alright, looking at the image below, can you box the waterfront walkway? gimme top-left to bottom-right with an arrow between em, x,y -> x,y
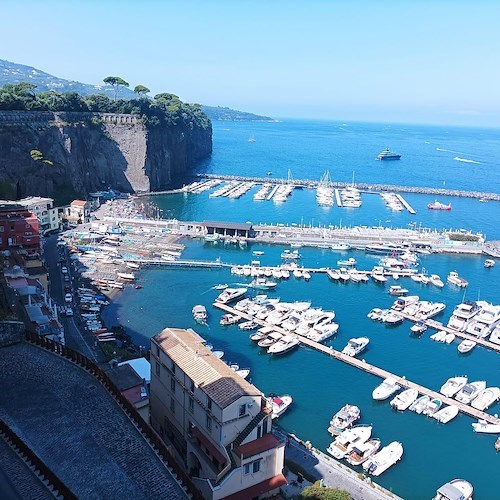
214,303 -> 500,425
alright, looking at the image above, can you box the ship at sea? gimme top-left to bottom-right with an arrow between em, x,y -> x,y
376,149 -> 401,160
428,200 -> 452,211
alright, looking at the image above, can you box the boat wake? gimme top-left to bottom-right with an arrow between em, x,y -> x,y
453,157 -> 481,164
436,147 -> 466,154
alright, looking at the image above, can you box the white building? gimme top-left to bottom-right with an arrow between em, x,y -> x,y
150,327 -> 286,500
0,196 -> 61,233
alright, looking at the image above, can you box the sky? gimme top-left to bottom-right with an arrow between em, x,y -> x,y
2,0 -> 500,126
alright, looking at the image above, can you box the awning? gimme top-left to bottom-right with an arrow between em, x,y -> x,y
192,427 -> 227,466
222,473 -> 287,500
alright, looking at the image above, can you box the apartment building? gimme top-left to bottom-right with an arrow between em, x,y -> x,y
150,327 -> 286,500
0,204 -> 40,255
1,197 -> 62,233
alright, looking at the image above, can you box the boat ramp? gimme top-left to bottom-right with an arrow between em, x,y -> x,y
214,302 -> 500,425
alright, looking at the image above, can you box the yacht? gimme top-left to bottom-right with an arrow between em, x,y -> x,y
375,149 -> 401,161
471,420 -> 500,434
281,315 -> 302,332
457,339 -> 476,353
410,321 -> 427,335
371,270 -> 388,283
338,268 -> 350,281
257,331 -> 283,348
489,324 -> 500,345
346,439 -> 381,466
308,322 -> 339,342
465,319 -> 492,338
409,395 -> 430,414
484,259 -> 495,268
433,405 -> 459,424
192,305 -> 208,323
388,285 -> 408,296
342,337 -> 369,357
392,295 -> 419,311
471,387 -> 500,411
474,303 -> 500,326
249,278 -> 277,290
372,378 -> 401,400
327,425 -> 373,459
268,335 -> 300,355
216,287 -> 247,304
269,394 -> 293,419
328,404 -> 361,435
417,301 -> 446,319
430,274 -> 445,288
281,249 -> 301,260
447,301 -> 480,331
428,201 -> 452,211
362,441 -> 404,476
390,388 -> 419,411
367,308 -> 384,320
440,376 -> 468,398
366,243 -> 405,255
327,269 -> 341,281
331,242 -> 351,251
238,320 -> 259,331
423,398 -> 442,416
116,271 -> 135,281
434,479 -> 473,500
455,381 -> 486,404
447,271 -> 468,288
337,257 -> 357,267
383,311 -> 404,325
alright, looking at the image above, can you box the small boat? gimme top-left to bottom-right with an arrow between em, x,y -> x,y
410,321 -> 427,334
372,377 -> 401,400
430,331 -> 447,342
362,441 -> 403,476
342,337 -> 369,357
423,398 -> 442,416
192,305 -> 207,323
428,200 -> 452,211
495,438 -> 500,451
447,271 -> 468,288
269,394 -> 292,419
327,269 -> 341,281
455,380 -> 486,404
443,333 -> 455,344
367,308 -> 384,320
268,335 -> 300,355
434,479 -> 473,500
328,404 -> 361,436
281,249 -> 301,260
410,395 -> 430,414
135,284 -> 143,290
220,314 -> 240,326
433,405 -> 459,424
472,420 -> 500,434
327,425 -> 373,459
116,271 -> 135,281
214,283 -> 228,290
471,387 -> 500,411
457,339 -> 476,353
331,242 -> 351,251
375,149 -> 401,161
484,259 -> 495,268
440,376 -> 468,398
258,331 -> 283,348
216,287 -> 247,304
390,388 -> 419,411
383,311 -> 404,325
337,257 -> 357,267
249,278 -> 277,289
125,261 -> 140,270
346,438 -> 381,466
389,285 -> 408,296
430,274 -> 445,288
238,320 -> 259,331
212,350 -> 224,359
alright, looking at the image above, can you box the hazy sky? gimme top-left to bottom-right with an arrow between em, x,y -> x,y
2,0 -> 500,126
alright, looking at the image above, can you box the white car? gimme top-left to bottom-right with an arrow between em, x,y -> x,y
64,293 -> 72,303
65,307 -> 74,316
61,266 -> 68,274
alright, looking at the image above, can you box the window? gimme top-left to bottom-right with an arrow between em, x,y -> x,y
207,397 -> 212,411
190,379 -> 195,393
170,397 -> 175,413
171,361 -> 176,374
206,415 -> 212,431
9,225 -> 14,231
156,345 -> 160,357
155,362 -> 160,376
252,459 -> 261,473
170,378 -> 175,392
189,397 -> 194,413
0,226 -> 4,232
244,459 -> 262,475
239,404 -> 246,417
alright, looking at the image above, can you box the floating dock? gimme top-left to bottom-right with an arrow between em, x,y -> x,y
395,194 -> 416,214
334,189 -> 342,207
214,302 -> 500,425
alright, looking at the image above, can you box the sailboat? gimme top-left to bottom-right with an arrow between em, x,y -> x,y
248,134 -> 256,143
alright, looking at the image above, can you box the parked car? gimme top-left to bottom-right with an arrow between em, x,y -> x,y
64,285 -> 72,293
64,293 -> 72,303
65,307 -> 74,316
61,266 -> 68,274
64,275 -> 70,282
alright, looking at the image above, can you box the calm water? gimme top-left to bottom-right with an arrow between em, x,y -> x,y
104,120 -> 500,499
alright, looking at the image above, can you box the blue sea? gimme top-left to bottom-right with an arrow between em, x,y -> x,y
103,120 -> 500,499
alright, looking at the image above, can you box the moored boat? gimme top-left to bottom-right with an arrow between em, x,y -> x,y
440,376 -> 468,398
447,271 -> 469,288
328,404 -> 361,435
430,274 -> 445,288
455,381 -> 486,404
409,395 -> 430,414
269,394 -> 293,419
216,287 -> 247,304
346,438 -> 381,466
192,304 -> 207,323
327,425 -> 373,459
342,337 -> 369,357
472,420 -> 500,434
457,339 -> 477,353
220,314 -> 240,326
372,378 -> 401,400
362,441 -> 403,476
433,405 -> 459,424
410,321 -> 427,334
471,387 -> 500,411
390,388 -> 419,411
434,479 -> 473,500
268,335 -> 300,355
423,398 -> 442,416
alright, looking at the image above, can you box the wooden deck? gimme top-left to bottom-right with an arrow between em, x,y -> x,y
214,302 -> 500,425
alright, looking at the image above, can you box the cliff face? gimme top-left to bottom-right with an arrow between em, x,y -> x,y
0,111 -> 211,202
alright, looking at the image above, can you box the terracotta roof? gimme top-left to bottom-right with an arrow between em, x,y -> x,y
222,473 -> 287,500
70,200 -> 87,206
234,433 -> 282,459
153,328 -> 261,409
192,426 -> 227,465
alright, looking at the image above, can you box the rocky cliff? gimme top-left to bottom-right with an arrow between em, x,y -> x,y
0,111 -> 211,203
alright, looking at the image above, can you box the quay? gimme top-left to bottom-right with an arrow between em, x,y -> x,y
395,194 -> 416,214
334,188 -> 342,207
213,302 -> 500,425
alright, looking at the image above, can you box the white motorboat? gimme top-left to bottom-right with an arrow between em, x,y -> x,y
281,315 -> 302,332
327,269 -> 341,281
338,268 -> 350,281
383,311 -> 404,325
220,314 -> 240,326
440,376 -> 468,398
214,283 -> 228,290
367,308 -> 384,320
269,394 -> 293,419
238,320 -> 259,331
281,249 -> 301,260
125,261 -> 140,270
447,271 -> 469,288
423,398 -> 443,416
346,438 -> 381,466
455,381 -> 486,404
249,330 -> 267,342
390,388 -> 419,411
490,324 -> 500,345
308,322 -> 339,342
457,339 -> 476,353
192,305 -> 207,323
410,321 -> 427,334
249,278 -> 277,289
443,333 -> 455,344
471,387 -> 500,411
471,420 -> 500,434
430,331 -> 447,342
447,302 -> 480,331
371,271 -> 388,283
337,257 -> 357,267
362,441 -> 403,476
430,274 -> 444,288
116,271 -> 135,281
216,287 -> 247,304
434,479 -> 473,500
410,395 -> 430,414
328,404 -> 361,436
392,295 -> 419,311
389,285 -> 408,296
327,425 -> 373,459
433,405 -> 459,424
372,377 -> 401,400
331,242 -> 351,251
257,331 -> 283,348
268,335 -> 300,355
484,259 -> 495,268
342,337 -> 369,357
474,303 -> 500,326
417,302 -> 446,319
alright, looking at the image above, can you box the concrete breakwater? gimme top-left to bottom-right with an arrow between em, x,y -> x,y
192,173 -> 500,201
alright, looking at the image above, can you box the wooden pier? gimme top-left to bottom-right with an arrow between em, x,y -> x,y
214,302 -> 500,425
395,194 -> 416,214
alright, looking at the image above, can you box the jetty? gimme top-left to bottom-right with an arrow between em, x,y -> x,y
334,188 -> 342,207
213,302 -> 500,425
395,194 -> 416,214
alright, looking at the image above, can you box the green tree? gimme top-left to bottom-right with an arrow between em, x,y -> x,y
103,76 -> 130,100
133,85 -> 150,97
299,482 -> 351,500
